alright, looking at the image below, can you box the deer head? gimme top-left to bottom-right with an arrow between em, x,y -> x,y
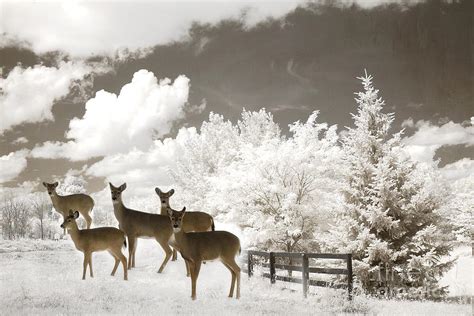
42,181 -> 59,196
60,210 -> 79,229
167,206 -> 186,232
109,182 -> 127,202
155,187 -> 175,208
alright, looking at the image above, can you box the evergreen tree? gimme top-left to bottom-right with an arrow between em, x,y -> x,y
331,72 -> 454,298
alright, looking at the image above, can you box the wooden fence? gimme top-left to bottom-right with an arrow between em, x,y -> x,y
241,250 -> 353,299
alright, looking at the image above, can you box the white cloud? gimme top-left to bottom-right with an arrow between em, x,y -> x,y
186,99 -> 207,114
1,0 -> 306,57
32,69 -> 191,161
402,120 -> 474,164
12,136 -> 28,145
0,149 -> 29,183
0,180 -> 38,201
439,158 -> 474,182
86,127 -> 195,189
85,127 -> 197,208
0,61 -> 102,134
401,117 -> 414,129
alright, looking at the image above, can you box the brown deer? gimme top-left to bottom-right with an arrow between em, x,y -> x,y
167,206 -> 241,300
109,183 -> 173,273
61,210 -> 128,280
155,187 -> 215,261
43,181 -> 94,229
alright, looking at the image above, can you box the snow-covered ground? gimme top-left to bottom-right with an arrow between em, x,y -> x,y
440,245 -> 473,297
0,239 -> 471,315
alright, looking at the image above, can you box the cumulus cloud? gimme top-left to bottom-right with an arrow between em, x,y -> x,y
86,127 -> 195,188
0,180 -> 38,201
402,120 -> 474,164
0,149 -> 29,183
85,127 -> 197,207
0,61 -> 103,134
11,136 -> 28,145
1,0 -> 307,57
439,158 -> 474,182
32,69 -> 191,161
401,117 -> 415,129
186,99 -> 207,114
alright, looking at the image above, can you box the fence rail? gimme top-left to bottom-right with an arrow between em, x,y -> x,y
242,250 -> 353,299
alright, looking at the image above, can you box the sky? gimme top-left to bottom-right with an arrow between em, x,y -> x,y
0,0 -> 472,199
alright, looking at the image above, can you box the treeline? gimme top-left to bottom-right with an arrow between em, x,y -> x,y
0,193 -> 58,240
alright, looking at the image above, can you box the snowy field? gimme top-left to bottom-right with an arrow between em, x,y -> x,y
0,239 -> 471,315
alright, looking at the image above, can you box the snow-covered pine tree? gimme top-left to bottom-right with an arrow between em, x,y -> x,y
330,72 -> 454,298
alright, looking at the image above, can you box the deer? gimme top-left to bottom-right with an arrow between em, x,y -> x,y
43,181 -> 94,229
167,206 -> 241,300
109,182 -> 173,273
155,187 -> 215,261
60,210 -> 128,280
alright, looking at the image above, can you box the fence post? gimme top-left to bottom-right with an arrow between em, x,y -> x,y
302,254 -> 309,298
269,252 -> 276,284
347,254 -> 353,301
247,252 -> 253,277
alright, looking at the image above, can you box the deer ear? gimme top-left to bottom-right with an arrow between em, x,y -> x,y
120,183 -> 127,191
53,182 -> 59,188
69,210 -> 74,216
181,207 -> 186,213
168,189 -> 175,196
155,187 -> 162,195
109,182 -> 114,189
73,211 -> 79,219
42,182 -> 47,188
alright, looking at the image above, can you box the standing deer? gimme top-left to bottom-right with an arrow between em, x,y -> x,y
61,210 -> 128,280
43,181 -> 94,229
109,183 -> 173,272
155,187 -> 215,261
167,206 -> 241,300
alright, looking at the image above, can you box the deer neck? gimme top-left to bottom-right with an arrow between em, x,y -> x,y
49,192 -> 67,216
49,191 -> 61,207
112,197 -> 127,221
67,221 -> 81,243
160,204 -> 169,215
173,229 -> 190,250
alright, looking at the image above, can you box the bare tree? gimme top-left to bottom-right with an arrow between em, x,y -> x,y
1,195 -> 31,239
31,195 -> 51,240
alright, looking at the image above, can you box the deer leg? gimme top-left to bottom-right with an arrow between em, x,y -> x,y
172,248 -> 178,261
119,253 -> 128,280
127,236 -> 136,270
83,212 -> 92,229
156,238 -> 172,273
180,252 -> 191,277
191,260 -> 202,300
185,259 -> 191,277
62,214 -> 67,234
108,251 -> 120,276
223,258 -> 241,299
131,238 -> 138,268
89,254 -> 94,278
82,253 -> 90,280
112,248 -> 128,281
222,261 -> 236,298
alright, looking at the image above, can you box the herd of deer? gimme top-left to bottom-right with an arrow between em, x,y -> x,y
42,181 -> 241,300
